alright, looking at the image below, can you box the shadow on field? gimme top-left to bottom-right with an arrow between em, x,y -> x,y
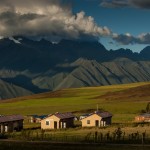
0,141 -> 150,150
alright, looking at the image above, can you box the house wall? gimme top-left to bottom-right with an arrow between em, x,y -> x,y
102,117 -> 112,125
60,118 -> 74,128
81,114 -> 112,127
81,114 -> 102,127
41,115 -> 60,130
135,116 -> 150,122
0,120 -> 23,133
135,116 -> 144,122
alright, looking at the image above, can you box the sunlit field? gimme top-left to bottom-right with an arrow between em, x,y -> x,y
0,82 -> 150,123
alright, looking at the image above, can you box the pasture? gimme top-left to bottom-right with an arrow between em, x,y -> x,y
0,82 -> 150,122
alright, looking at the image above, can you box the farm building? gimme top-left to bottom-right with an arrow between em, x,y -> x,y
0,115 -> 24,133
135,113 -> 150,122
28,115 -> 47,123
81,111 -> 112,127
41,112 -> 75,130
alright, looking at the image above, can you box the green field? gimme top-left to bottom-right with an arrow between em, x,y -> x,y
0,82 -> 150,122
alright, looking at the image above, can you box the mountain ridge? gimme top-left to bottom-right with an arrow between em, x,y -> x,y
0,37 -> 150,99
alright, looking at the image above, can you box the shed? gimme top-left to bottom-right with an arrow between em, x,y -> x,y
0,115 -> 24,133
28,115 -> 48,123
41,112 -> 75,129
81,111 -> 112,127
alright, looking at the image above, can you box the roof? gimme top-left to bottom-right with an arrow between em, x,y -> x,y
137,113 -> 150,118
81,111 -> 112,120
47,112 -> 75,119
96,111 -> 112,118
30,115 -> 48,119
0,115 -> 24,123
80,114 -> 90,117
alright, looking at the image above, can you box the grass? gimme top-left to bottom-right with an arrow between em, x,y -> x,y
0,82 -> 150,122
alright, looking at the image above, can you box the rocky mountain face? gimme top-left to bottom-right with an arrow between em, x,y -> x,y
0,37 -> 150,99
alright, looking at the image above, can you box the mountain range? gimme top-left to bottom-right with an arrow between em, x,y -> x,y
0,37 -> 150,99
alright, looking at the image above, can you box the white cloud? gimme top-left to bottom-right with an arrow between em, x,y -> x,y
0,0 -> 111,41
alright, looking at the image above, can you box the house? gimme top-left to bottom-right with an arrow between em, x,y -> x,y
41,112 -> 75,130
81,111 -> 112,127
135,113 -> 150,122
0,115 -> 24,133
28,115 -> 48,123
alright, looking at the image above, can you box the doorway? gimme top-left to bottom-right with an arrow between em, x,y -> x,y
54,121 -> 57,129
95,120 -> 99,127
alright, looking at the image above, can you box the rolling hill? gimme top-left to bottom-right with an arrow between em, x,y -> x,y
0,82 -> 150,122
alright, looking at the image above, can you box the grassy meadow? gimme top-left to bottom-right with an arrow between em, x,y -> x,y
0,82 -> 150,149
0,82 -> 150,123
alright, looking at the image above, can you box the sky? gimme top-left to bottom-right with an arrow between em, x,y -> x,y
0,0 -> 150,52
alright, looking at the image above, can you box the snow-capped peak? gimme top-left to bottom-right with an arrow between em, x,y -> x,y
9,37 -> 22,44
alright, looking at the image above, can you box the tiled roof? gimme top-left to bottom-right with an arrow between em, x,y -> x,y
44,112 -> 75,120
0,115 -> 24,123
81,111 -> 112,120
96,111 -> 112,118
54,112 -> 75,119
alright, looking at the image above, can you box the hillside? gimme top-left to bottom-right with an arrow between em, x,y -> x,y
0,82 -> 150,122
97,83 -> 150,101
0,79 -> 33,100
0,37 -> 150,99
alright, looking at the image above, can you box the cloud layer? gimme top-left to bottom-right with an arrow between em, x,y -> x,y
0,0 -> 111,41
113,33 -> 150,45
0,0 -> 149,45
101,0 -> 150,9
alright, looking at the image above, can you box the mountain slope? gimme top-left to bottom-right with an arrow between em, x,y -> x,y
54,58 -> 150,90
0,79 -> 33,100
0,37 -> 150,99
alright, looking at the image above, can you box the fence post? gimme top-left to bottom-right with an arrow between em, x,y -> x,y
95,131 -> 98,143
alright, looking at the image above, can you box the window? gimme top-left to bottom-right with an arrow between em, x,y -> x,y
87,120 -> 90,124
46,121 -> 50,125
63,122 -> 66,128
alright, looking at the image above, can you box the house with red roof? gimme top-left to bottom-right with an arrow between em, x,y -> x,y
41,112 -> 75,129
80,111 -> 112,127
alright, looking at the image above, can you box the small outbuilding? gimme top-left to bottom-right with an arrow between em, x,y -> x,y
135,113 -> 150,122
81,111 -> 112,127
41,112 -> 75,130
28,115 -> 48,123
0,115 -> 24,133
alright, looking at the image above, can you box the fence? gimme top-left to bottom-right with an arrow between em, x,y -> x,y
4,127 -> 150,144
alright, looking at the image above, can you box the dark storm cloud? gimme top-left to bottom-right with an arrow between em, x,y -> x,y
100,0 -> 128,8
130,0 -> 150,9
101,0 -> 150,9
0,0 -> 111,40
